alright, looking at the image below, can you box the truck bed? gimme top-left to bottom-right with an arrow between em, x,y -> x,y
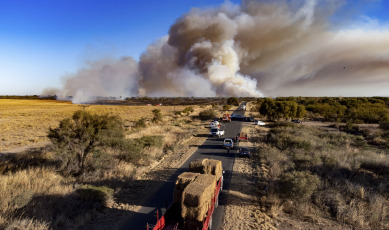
151,177 -> 222,230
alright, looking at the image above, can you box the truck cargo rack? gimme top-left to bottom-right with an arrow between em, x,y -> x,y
149,177 -> 222,230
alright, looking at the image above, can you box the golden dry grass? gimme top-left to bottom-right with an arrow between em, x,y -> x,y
0,99 -> 188,151
0,99 -> 215,229
0,167 -> 74,214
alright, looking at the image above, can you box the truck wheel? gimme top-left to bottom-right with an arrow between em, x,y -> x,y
208,216 -> 213,230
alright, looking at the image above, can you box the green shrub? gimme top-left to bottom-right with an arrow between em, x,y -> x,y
117,140 -> 143,164
152,109 -> 163,123
182,106 -> 194,115
89,149 -> 116,171
118,136 -> 163,164
76,184 -> 113,206
134,117 -> 147,129
223,104 -> 231,111
227,97 -> 239,106
280,170 -> 320,201
199,109 -> 216,120
48,110 -> 125,175
292,153 -> 321,169
379,121 -> 389,130
320,155 -> 339,168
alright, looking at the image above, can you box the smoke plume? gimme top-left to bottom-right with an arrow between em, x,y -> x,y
53,0 -> 389,102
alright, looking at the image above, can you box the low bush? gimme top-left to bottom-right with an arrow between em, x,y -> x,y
198,109 -> 216,120
260,123 -> 389,228
182,106 -> 194,115
379,121 -> 389,130
134,117 -> 147,129
118,136 -> 164,164
152,109 -> 163,123
223,104 -> 231,111
279,170 -> 320,201
75,184 -> 114,207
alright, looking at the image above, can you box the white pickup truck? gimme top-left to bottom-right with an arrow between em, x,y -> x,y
223,138 -> 234,149
210,120 -> 220,128
210,127 -> 225,137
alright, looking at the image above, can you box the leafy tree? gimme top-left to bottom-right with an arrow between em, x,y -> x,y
259,98 -> 276,120
152,109 -> 163,123
48,110 -> 125,175
296,105 -> 306,119
227,97 -> 239,106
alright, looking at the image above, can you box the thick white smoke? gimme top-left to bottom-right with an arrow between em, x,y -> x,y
56,57 -> 139,103
53,0 -> 389,102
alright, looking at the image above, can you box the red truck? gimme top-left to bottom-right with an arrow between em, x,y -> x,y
149,161 -> 223,230
235,132 -> 248,142
222,114 -> 231,123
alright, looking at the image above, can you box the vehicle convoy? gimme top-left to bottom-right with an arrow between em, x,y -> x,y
222,114 -> 231,123
210,127 -> 225,137
151,159 -> 223,230
223,138 -> 234,149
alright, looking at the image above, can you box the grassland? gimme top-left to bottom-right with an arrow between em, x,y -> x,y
0,99 -> 217,229
0,99 -> 189,152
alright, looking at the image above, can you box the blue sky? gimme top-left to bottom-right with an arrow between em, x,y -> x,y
0,0 -> 388,95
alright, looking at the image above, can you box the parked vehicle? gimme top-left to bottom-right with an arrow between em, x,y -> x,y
223,138 -> 234,149
254,120 -> 266,126
244,117 -> 254,122
292,119 -> 302,124
241,105 -> 246,111
150,159 -> 223,230
238,147 -> 251,158
210,127 -> 225,137
231,114 -> 245,121
210,120 -> 220,128
235,132 -> 248,142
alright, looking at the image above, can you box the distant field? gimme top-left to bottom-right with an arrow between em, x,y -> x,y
0,99 -> 188,152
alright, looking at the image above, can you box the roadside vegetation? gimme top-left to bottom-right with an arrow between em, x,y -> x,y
255,97 -> 389,123
0,99 -> 214,229
1,97 -> 388,229
258,122 -> 389,229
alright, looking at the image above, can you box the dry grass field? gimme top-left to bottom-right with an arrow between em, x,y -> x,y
0,99 -> 189,152
0,99 -> 216,229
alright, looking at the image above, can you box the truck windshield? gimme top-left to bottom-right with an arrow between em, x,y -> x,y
211,129 -> 218,132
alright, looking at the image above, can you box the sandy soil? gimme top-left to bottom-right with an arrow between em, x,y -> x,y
220,121 -> 277,230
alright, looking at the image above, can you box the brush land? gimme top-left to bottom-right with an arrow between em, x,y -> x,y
221,99 -> 389,230
0,98 -> 231,229
1,97 -> 388,229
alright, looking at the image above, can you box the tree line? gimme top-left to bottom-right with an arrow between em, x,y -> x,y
256,97 -> 389,123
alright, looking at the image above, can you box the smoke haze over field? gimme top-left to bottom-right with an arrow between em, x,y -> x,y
53,0 -> 389,102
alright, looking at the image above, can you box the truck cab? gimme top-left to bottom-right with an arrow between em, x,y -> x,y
223,138 -> 234,149
210,127 -> 224,137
